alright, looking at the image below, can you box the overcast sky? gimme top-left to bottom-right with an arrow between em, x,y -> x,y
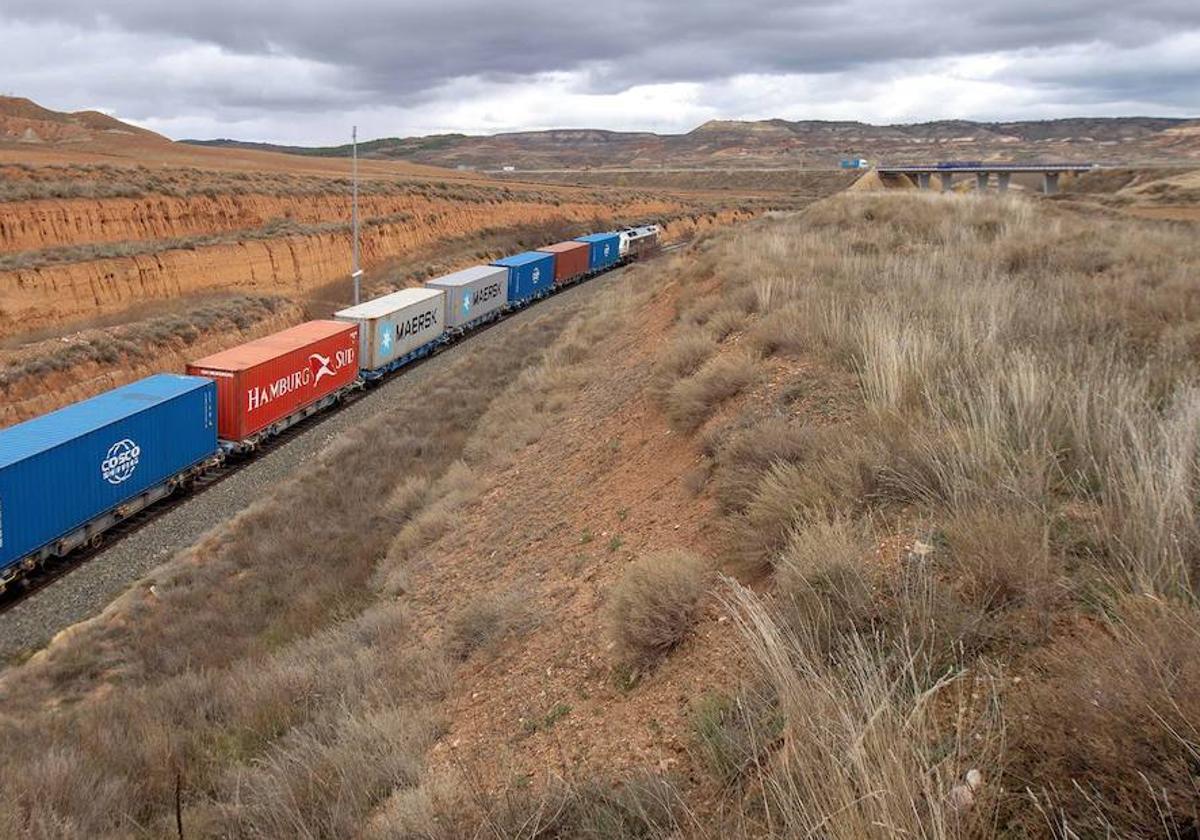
1,1 -> 1198,144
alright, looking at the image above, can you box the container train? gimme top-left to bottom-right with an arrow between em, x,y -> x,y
0,225 -> 660,592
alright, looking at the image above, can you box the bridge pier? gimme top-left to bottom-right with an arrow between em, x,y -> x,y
939,172 -> 954,192
916,172 -> 931,190
1042,172 -> 1060,195
997,172 -> 1011,192
976,172 -> 989,192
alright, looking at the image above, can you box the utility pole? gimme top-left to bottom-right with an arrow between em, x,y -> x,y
351,125 -> 362,305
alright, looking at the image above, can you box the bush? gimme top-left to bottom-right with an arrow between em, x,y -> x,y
607,550 -> 709,667
775,517 -> 876,653
663,351 -> 760,432
445,587 -> 533,660
650,327 -> 716,398
711,417 -> 818,513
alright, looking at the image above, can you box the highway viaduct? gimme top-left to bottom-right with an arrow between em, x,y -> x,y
874,163 -> 1097,195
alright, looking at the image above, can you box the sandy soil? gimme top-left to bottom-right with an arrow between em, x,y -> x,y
384,270 -> 747,815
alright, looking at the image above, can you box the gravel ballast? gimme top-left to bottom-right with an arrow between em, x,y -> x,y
0,267 -> 630,662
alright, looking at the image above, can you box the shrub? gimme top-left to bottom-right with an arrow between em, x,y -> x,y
663,350 -> 760,432
445,587 -> 533,660
748,302 -> 808,357
650,327 -> 716,398
711,417 -> 818,513
607,550 -> 709,667
774,516 -> 876,653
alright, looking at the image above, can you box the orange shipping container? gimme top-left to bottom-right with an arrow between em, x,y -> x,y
537,241 -> 590,285
187,320 -> 359,442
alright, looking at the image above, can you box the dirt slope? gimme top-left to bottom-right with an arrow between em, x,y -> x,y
411,265 -> 744,801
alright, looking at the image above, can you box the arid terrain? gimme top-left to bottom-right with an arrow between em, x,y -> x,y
0,97 -> 839,426
192,116 -> 1200,170
3,140 -> 1200,836
4,91 -> 1200,838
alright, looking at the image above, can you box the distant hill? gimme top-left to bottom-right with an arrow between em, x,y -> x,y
183,116 -> 1200,169
0,96 -> 167,145
189,133 -> 469,159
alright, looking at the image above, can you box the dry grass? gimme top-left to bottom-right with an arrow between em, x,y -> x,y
722,578 -> 1001,839
1008,600 -> 1200,837
663,350 -> 759,432
607,550 -> 710,668
446,586 -> 535,661
647,191 -> 1200,834
0,161 -> 573,204
373,767 -> 692,840
650,328 -> 717,398
0,305 -> 584,835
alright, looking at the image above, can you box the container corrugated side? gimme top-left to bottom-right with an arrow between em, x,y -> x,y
0,374 -> 218,572
335,288 -> 446,369
536,241 -> 590,284
187,321 -> 359,441
425,266 -> 507,329
492,251 -> 556,304
575,232 -> 621,271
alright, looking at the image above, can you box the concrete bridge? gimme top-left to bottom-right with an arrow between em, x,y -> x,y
875,162 -> 1097,195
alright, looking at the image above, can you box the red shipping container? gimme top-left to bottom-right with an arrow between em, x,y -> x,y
186,320 -> 359,442
537,241 -> 590,285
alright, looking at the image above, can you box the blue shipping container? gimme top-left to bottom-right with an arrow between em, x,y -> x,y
0,374 -> 219,575
492,251 -> 556,304
575,232 -> 621,272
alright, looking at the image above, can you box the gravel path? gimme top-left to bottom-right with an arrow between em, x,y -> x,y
0,267 -> 628,662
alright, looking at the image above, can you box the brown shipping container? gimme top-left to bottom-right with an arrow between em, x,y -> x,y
187,320 -> 359,442
537,241 -> 590,285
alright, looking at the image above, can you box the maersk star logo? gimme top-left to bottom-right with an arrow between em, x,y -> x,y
462,293 -> 471,315
380,329 -> 392,354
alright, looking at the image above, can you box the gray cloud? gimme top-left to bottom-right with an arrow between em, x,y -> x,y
0,0 -> 1197,142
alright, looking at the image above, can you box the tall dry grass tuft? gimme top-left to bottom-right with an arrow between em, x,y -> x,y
663,350 -> 760,432
722,578 -> 1001,839
1009,600 -> 1200,836
677,192 -> 1200,596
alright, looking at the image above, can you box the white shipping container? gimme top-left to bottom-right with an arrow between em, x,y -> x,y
424,265 -> 509,329
334,288 -> 446,372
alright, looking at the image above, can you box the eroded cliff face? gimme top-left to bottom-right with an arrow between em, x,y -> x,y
0,302 -> 303,426
0,191 -> 562,252
0,195 -> 682,337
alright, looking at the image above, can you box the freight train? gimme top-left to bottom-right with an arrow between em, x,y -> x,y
0,225 -> 660,592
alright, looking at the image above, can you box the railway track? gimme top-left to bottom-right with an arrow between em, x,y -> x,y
0,246 -> 685,618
